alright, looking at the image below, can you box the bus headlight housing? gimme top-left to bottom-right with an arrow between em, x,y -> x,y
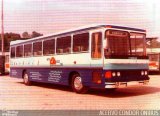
141,71 -> 144,76
112,72 -> 116,77
145,71 -> 148,75
117,72 -> 121,77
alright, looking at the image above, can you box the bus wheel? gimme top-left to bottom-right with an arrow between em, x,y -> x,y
71,74 -> 88,94
23,72 -> 31,86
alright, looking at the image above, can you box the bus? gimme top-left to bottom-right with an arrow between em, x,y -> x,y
0,52 -> 10,75
147,48 -> 160,73
10,24 -> 149,93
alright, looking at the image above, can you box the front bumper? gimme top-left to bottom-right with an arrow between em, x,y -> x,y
105,80 -> 149,88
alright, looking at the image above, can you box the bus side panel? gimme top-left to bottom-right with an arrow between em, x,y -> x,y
10,68 -> 24,78
10,67 -> 105,89
26,68 -> 104,87
26,68 -> 68,85
76,68 -> 105,89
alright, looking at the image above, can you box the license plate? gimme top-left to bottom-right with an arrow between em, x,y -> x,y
127,81 -> 139,86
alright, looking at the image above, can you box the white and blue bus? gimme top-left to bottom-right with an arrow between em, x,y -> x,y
10,24 -> 149,93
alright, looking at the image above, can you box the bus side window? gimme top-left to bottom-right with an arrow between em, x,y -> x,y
33,41 -> 42,56
11,47 -> 16,58
56,36 -> 71,54
91,32 -> 102,59
43,39 -> 55,55
16,45 -> 23,58
24,44 -> 32,57
73,33 -> 89,53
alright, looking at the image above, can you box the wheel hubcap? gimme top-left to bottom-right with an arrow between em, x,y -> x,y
74,76 -> 83,90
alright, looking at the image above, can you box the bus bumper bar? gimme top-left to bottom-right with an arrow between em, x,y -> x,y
105,80 -> 149,88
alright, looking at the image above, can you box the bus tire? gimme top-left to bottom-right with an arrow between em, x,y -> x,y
71,74 -> 88,94
23,72 -> 31,86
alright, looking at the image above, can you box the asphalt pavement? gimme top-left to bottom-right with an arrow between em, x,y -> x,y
0,75 -> 160,110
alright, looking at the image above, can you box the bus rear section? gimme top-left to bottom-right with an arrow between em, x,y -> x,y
0,52 -> 10,75
0,55 -> 5,75
148,53 -> 160,72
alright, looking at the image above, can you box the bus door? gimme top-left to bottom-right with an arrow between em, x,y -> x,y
90,32 -> 103,67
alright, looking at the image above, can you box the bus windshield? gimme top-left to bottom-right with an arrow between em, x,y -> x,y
105,30 -> 146,58
130,33 -> 146,56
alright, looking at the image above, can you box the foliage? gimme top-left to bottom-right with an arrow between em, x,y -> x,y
147,38 -> 160,48
0,31 -> 43,52
31,31 -> 43,38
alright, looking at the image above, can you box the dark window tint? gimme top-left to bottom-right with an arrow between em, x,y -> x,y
43,39 -> 55,55
130,33 -> 145,56
16,45 -> 23,57
33,41 -> 42,56
11,47 -> 15,58
91,32 -> 102,58
105,30 -> 130,56
56,36 -> 71,54
24,44 -> 32,57
73,33 -> 89,52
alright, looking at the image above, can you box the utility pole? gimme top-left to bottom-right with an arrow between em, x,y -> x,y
1,0 -> 4,55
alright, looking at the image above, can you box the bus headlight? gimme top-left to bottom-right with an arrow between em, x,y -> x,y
112,72 -> 116,77
141,71 -> 144,76
145,71 -> 148,75
117,72 -> 121,77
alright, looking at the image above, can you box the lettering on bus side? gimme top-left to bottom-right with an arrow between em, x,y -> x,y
48,70 -> 62,83
30,72 -> 43,81
11,70 -> 18,76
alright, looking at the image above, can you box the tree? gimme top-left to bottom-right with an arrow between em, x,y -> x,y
31,31 -> 43,38
147,37 -> 160,48
22,32 -> 31,39
0,31 -> 43,52
0,33 -> 21,52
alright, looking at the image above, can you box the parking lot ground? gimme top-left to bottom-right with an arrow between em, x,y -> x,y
0,75 -> 160,110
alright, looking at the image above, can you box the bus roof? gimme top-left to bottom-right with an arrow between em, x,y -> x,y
10,24 -> 146,46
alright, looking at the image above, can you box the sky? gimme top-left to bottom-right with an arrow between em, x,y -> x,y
1,0 -> 160,39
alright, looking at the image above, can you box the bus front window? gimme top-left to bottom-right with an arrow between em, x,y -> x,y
105,30 -> 146,58
130,33 -> 146,56
105,30 -> 130,58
